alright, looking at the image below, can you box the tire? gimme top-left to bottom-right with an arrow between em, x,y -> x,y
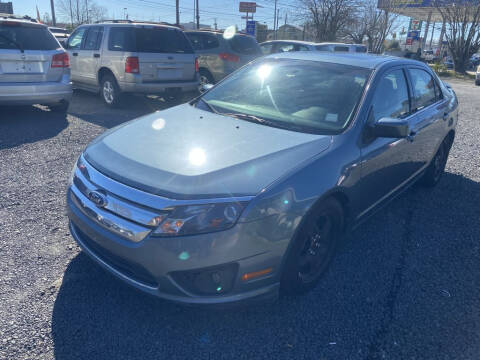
281,198 -> 344,295
199,69 -> 214,86
420,138 -> 451,187
100,74 -> 122,107
49,100 -> 69,113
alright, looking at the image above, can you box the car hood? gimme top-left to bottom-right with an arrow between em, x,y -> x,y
84,104 -> 332,199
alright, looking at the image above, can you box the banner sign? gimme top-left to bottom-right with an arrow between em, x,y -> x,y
239,2 -> 256,13
409,19 -> 423,31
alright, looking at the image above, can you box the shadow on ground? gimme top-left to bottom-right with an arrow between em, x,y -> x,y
51,172 -> 480,360
68,90 -> 193,129
0,106 -> 68,150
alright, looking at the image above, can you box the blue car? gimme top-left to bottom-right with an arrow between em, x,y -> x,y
67,52 -> 458,305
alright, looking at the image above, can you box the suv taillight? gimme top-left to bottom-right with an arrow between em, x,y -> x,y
195,57 -> 199,72
125,56 -> 140,74
51,52 -> 69,68
219,53 -> 240,62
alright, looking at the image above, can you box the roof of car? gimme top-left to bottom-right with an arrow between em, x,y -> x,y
261,40 -> 317,45
265,52 -> 423,70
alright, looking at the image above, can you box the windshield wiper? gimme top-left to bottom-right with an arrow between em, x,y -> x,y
0,33 -> 24,53
223,113 -> 272,124
197,98 -> 219,114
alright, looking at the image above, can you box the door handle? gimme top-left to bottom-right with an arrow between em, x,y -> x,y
407,130 -> 417,143
93,53 -> 100,58
72,52 -> 78,56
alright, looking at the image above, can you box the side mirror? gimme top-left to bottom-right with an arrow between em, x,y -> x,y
372,117 -> 410,138
199,83 -> 214,93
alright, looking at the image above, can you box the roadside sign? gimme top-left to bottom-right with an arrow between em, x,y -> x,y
409,19 -> 422,31
246,20 -> 256,36
406,38 -> 413,45
239,2 -> 256,13
408,30 -> 420,40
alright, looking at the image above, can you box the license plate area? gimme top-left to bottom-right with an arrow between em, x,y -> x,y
157,69 -> 182,80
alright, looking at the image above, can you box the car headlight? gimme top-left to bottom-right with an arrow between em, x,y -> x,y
152,202 -> 247,237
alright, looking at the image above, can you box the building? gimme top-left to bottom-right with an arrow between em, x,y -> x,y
0,1 -> 13,14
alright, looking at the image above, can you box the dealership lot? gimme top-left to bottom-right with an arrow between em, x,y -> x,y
0,79 -> 479,359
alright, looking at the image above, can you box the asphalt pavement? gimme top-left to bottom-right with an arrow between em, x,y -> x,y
0,81 -> 479,360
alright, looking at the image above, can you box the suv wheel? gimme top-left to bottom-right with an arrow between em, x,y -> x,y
101,74 -> 121,107
199,69 -> 214,86
281,198 -> 343,295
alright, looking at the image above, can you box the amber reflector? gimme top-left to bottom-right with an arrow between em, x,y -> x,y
241,267 -> 273,282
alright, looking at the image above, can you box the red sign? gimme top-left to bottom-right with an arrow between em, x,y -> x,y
239,2 -> 256,13
406,38 -> 413,45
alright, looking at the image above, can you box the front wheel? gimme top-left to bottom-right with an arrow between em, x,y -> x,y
281,198 -> 344,295
101,74 -> 122,107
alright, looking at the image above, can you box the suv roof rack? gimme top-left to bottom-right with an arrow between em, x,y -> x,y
96,19 -> 182,28
0,13 -> 39,23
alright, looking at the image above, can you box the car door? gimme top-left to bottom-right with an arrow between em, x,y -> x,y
76,26 -> 103,86
406,67 -> 448,172
65,27 -> 87,83
357,67 -> 418,217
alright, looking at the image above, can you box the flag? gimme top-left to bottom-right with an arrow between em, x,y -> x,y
36,6 -> 42,23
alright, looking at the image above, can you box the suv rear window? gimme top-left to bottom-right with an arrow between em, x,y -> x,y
108,26 -> 193,54
227,35 -> 260,55
0,23 -> 59,50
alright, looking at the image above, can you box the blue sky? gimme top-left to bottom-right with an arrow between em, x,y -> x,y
12,0 -> 299,29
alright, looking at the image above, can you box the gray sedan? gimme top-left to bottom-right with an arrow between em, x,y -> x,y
67,52 -> 458,305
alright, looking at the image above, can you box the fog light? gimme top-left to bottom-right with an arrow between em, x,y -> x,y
171,263 -> 238,296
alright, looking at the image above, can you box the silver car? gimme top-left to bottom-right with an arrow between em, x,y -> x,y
185,30 -> 262,85
260,41 -> 368,55
67,52 -> 458,305
0,16 -> 72,112
65,21 -> 199,107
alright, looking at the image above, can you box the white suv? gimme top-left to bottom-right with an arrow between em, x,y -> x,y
65,21 -> 199,107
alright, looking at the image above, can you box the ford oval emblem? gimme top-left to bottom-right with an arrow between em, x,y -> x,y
88,191 -> 108,207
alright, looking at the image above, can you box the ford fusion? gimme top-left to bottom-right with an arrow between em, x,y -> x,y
67,52 -> 458,304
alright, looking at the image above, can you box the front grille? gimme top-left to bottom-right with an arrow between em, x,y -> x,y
73,223 -> 158,288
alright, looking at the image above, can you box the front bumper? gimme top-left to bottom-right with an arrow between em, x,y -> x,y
0,76 -> 72,105
65,160 -> 288,305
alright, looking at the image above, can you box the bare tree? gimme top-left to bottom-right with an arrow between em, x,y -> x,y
434,0 -> 480,73
301,0 -> 355,42
56,0 -> 107,27
363,0 -> 400,54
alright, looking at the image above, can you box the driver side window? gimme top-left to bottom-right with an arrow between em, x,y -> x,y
371,69 -> 410,123
67,27 -> 86,50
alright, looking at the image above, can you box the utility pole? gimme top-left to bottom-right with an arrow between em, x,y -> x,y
275,9 -> 279,40
50,0 -> 57,26
176,0 -> 179,25
85,0 -> 89,23
214,18 -> 217,30
273,0 -> 277,39
196,0 -> 199,29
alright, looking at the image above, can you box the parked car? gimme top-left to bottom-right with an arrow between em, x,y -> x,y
65,20 -> 199,107
67,52 -> 458,305
0,15 -> 72,112
259,40 -> 317,54
444,57 -> 454,69
260,41 -> 367,56
48,26 -> 69,47
315,42 -> 367,53
185,29 -> 262,85
476,65 -> 480,86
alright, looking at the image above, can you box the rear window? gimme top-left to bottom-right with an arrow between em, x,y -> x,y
0,23 -> 59,50
334,46 -> 349,52
227,35 -> 260,55
109,26 -> 193,53
356,46 -> 367,53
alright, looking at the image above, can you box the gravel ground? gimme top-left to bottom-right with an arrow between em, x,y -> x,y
0,80 -> 479,360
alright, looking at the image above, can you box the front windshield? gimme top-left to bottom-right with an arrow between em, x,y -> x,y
200,59 -> 371,134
